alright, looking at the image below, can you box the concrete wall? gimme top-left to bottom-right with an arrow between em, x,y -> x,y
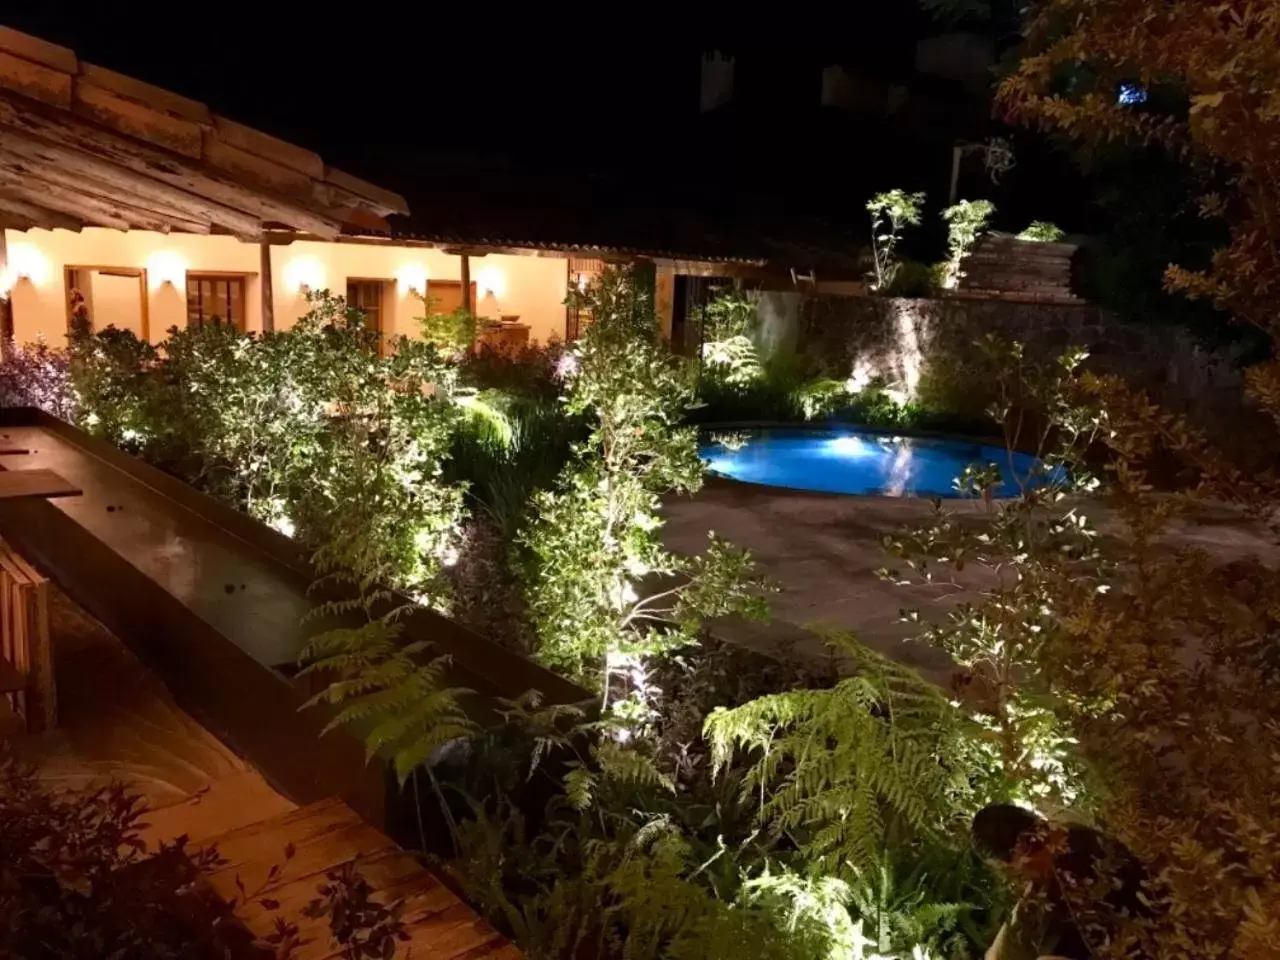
3,228 -> 572,346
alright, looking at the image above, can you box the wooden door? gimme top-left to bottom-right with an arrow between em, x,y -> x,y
424,279 -> 476,315
347,280 -> 387,352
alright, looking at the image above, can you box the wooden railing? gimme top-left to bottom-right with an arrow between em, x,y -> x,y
0,536 -> 53,733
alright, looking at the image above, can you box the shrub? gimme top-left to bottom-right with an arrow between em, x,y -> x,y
66,324 -> 157,448
419,304 -> 477,355
883,259 -> 939,298
459,341 -> 564,402
867,190 -> 927,292
0,339 -> 73,419
1016,221 -> 1065,243
940,200 -> 996,290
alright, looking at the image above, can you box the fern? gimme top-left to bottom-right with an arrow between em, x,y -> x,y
299,610 -> 475,783
704,630 -> 997,870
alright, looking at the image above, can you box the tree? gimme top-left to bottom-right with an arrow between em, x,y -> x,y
998,0 -> 1280,332
522,266 -> 766,725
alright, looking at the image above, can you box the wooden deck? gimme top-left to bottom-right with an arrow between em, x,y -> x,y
8,585 -> 519,959
199,798 -> 520,960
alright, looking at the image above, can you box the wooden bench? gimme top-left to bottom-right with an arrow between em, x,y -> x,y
0,536 -> 53,732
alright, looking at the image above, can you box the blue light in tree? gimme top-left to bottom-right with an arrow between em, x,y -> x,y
1118,83 -> 1148,106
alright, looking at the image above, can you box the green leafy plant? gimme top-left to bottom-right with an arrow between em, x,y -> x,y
702,334 -> 763,387
697,290 -> 764,389
66,324 -> 157,448
867,190 -> 927,293
705,631 -> 1010,956
419,301 -> 478,355
700,289 -> 758,343
523,266 -> 767,722
883,260 -> 939,298
1016,221 -> 1065,243
284,292 -> 466,602
879,339 -> 1101,807
940,200 -> 996,290
0,750 -> 403,958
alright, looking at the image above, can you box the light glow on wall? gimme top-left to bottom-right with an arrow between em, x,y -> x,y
5,243 -> 52,289
476,265 -> 506,299
284,256 -> 325,293
396,264 -> 429,295
146,250 -> 187,288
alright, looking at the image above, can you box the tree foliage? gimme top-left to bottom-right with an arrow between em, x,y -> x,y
866,190 -> 927,293
522,267 -> 767,718
998,0 -> 1280,331
64,293 -> 465,601
940,200 -> 996,289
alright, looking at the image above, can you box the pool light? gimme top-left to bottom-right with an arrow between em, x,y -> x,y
826,435 -> 869,457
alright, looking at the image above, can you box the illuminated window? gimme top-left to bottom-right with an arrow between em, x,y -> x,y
186,275 -> 246,329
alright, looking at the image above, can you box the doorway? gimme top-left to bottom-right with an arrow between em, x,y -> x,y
65,267 -> 149,339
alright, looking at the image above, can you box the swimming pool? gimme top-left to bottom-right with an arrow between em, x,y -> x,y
700,428 -> 1043,498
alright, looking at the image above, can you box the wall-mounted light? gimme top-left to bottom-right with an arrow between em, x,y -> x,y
6,242 -> 52,288
146,250 -> 186,289
476,265 -> 505,300
283,256 -> 325,294
396,264 -> 429,296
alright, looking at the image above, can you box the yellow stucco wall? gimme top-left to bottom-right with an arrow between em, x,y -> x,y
3,228 -> 572,346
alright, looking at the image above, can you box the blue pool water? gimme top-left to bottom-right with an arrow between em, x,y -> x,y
701,428 -> 1042,498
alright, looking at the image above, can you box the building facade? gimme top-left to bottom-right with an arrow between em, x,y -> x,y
5,227 -> 580,346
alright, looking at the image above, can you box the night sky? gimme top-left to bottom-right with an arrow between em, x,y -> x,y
2,4 -> 929,187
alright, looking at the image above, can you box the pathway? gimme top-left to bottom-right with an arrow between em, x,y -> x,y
5,585 -> 519,959
663,478 -> 1280,683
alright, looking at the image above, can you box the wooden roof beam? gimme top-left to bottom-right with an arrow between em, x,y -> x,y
0,129 -> 263,237
0,192 -> 83,231
0,174 -> 201,233
0,149 -> 213,232
0,93 -> 343,237
0,181 -> 125,229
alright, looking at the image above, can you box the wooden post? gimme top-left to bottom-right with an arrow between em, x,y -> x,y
259,239 -> 274,333
459,253 -> 472,314
0,228 -> 11,352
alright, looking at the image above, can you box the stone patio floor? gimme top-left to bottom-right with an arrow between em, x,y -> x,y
663,478 -> 1280,684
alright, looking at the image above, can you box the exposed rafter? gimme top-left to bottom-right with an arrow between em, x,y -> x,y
0,131 -> 265,236
0,25 -> 409,239
0,193 -> 82,231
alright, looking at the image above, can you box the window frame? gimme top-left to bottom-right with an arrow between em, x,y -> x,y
186,273 -> 248,331
346,277 -> 391,354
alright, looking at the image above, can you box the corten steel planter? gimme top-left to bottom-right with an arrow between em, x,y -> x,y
0,407 -> 589,835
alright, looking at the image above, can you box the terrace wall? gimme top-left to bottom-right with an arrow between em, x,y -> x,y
774,294 -> 1266,454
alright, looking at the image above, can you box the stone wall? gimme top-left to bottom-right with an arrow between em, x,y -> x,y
784,294 -> 1265,452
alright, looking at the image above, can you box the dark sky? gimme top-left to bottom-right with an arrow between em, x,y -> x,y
3,2 -> 928,185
